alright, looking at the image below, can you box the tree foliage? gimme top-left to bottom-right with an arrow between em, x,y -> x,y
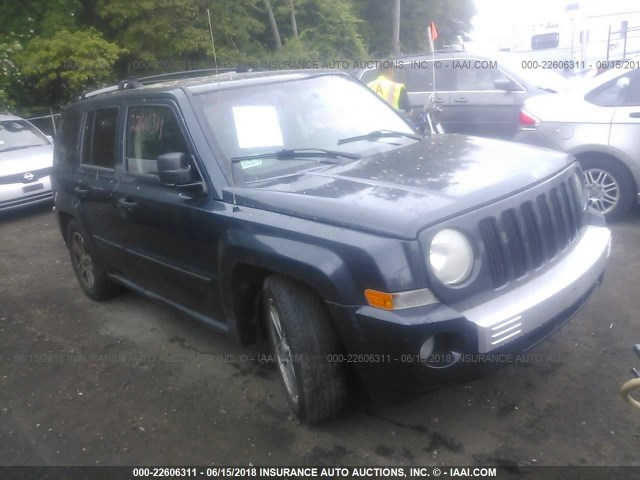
1,0 -> 476,112
18,29 -> 121,108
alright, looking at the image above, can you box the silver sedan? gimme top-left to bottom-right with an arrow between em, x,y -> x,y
0,114 -> 54,212
515,64 -> 640,220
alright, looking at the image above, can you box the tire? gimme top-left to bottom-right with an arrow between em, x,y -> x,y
579,156 -> 635,221
262,275 -> 348,424
65,220 -> 120,301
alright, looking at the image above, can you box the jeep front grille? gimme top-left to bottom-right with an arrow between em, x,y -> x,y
479,180 -> 585,289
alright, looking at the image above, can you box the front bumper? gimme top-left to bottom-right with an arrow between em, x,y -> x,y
328,224 -> 610,396
0,176 -> 53,212
463,224 -> 610,353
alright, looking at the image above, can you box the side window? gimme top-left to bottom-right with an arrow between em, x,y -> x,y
359,69 -> 378,84
81,108 -> 119,169
455,64 -> 512,91
404,60 -> 454,92
126,106 -> 189,176
586,70 -> 640,107
56,111 -> 81,166
531,33 -> 559,50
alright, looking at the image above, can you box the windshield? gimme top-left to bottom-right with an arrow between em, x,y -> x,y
195,74 -> 417,184
0,120 -> 49,153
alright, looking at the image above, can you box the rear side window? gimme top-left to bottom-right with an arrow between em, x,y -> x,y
125,106 -> 189,176
404,60 -> 454,92
81,108 -> 119,169
455,65 -> 512,91
55,111 -> 81,165
586,70 -> 640,107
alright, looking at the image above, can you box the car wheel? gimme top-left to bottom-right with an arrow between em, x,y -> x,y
262,275 -> 348,424
579,157 -> 635,221
66,220 -> 120,301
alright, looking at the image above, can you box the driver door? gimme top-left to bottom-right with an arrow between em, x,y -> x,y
113,102 -> 224,321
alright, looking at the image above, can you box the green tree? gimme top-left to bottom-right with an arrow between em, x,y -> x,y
17,29 -> 121,108
354,0 -> 475,56
99,0 -> 268,74
272,0 -> 366,59
0,41 -> 21,111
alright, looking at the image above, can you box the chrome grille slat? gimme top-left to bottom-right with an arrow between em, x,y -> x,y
479,217 -> 507,289
520,201 -> 544,268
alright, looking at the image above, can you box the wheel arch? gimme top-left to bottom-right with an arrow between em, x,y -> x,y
57,210 -> 74,244
220,235 -> 360,347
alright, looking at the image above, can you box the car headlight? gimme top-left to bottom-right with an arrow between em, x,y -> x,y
429,229 -> 474,285
573,171 -> 589,211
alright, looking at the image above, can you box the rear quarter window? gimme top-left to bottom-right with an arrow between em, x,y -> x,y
81,108 -> 119,169
55,111 -> 82,166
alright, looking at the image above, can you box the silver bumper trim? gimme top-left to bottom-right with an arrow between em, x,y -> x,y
462,225 -> 611,353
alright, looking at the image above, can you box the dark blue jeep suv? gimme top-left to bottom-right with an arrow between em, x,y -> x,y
52,70 -> 610,423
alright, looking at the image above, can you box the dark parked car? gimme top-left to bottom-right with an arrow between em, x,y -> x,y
53,70 -> 610,423
355,52 -> 568,140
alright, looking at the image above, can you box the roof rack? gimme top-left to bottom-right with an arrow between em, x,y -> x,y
80,66 -> 261,100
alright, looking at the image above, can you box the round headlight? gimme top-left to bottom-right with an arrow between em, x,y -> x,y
429,229 -> 474,285
573,172 -> 589,211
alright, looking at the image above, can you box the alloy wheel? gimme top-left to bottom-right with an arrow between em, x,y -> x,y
268,298 -> 299,404
71,232 -> 96,289
584,168 -> 619,215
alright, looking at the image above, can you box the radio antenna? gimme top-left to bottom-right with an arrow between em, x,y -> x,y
207,9 -> 219,75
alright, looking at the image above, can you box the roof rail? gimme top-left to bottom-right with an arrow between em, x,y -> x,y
80,66 -> 261,100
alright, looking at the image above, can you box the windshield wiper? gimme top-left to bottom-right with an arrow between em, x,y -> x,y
337,130 -> 421,145
231,148 -> 361,163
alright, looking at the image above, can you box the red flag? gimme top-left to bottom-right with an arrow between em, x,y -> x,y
430,21 -> 438,41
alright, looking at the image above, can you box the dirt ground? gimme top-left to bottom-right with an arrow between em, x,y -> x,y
1,204 -> 639,468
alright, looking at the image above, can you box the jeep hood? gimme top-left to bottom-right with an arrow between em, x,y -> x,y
224,135 -> 573,239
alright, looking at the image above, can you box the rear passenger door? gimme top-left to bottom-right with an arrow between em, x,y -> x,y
448,60 -> 525,139
74,106 -> 129,271
113,102 -> 225,321
610,69 -> 640,159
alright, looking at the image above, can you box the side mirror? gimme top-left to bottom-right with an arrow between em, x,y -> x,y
494,78 -> 517,91
158,152 -> 194,186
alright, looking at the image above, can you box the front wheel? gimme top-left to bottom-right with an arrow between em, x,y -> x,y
262,275 -> 348,424
579,157 -> 635,221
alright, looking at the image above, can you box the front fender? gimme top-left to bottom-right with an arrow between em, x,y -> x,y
219,229 -> 360,307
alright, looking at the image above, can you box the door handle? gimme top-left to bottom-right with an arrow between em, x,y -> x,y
453,98 -> 469,103
630,112 -> 640,118
117,198 -> 138,209
74,186 -> 89,196
433,97 -> 445,104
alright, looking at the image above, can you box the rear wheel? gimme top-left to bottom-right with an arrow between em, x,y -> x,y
262,275 -> 348,424
66,220 -> 120,301
579,157 -> 635,221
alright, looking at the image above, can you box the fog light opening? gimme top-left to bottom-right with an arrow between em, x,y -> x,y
419,333 -> 462,369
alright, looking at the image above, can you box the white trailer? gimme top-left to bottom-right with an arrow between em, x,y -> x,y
504,0 -> 640,71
